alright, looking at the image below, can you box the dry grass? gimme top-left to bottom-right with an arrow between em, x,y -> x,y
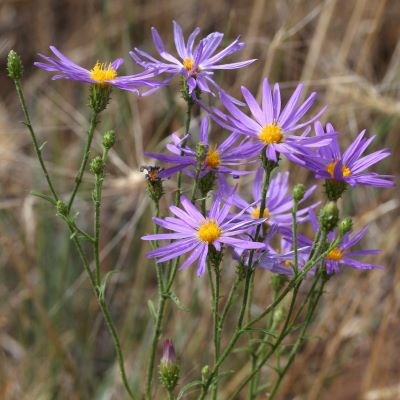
1,0 -> 399,399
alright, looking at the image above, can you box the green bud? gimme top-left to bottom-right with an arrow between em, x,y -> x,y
102,130 -> 116,150
140,166 -> 164,204
7,50 -> 23,81
272,306 -> 284,326
90,156 -> 104,175
195,141 -> 208,165
271,274 -> 287,293
89,84 -> 111,113
319,202 -> 339,232
339,217 -> 353,236
201,365 -> 209,383
199,171 -> 216,197
292,184 -> 306,202
324,179 -> 347,201
56,200 -> 68,217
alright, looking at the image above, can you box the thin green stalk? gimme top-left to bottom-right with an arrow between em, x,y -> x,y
211,261 -> 221,400
68,111 -> 99,212
13,80 -> 59,201
292,201 -> 299,275
268,276 -> 327,399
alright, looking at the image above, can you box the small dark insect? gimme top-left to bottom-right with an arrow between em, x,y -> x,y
140,165 -> 164,182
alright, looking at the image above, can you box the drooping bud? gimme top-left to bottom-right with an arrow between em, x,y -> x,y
140,165 -> 164,204
324,179 -> 347,202
159,339 -> 179,392
102,130 -> 116,150
292,184 -> 306,202
89,84 -> 111,113
90,156 -> 104,175
319,202 -> 339,232
7,50 -> 23,81
339,217 -> 353,236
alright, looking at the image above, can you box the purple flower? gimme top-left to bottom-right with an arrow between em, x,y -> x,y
141,195 -> 265,276
308,211 -> 383,274
34,46 -> 163,94
146,117 -> 257,178
130,21 -> 256,95
223,168 -> 317,228
161,339 -> 177,366
300,122 -> 394,187
208,78 -> 330,162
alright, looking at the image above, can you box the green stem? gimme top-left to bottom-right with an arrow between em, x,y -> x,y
13,80 -> 59,201
211,260 -> 221,400
68,111 -> 99,213
292,201 -> 299,275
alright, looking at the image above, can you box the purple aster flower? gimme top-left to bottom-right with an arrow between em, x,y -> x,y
308,211 -> 383,274
208,78 -> 331,162
34,46 -> 163,94
222,168 -> 317,228
130,20 -> 256,95
141,195 -> 265,276
300,122 -> 394,188
146,117 -> 257,178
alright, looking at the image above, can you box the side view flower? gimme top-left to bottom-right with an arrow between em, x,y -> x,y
301,121 -> 394,188
130,20 -> 256,95
208,78 -> 331,162
35,45 -> 164,94
141,195 -> 265,276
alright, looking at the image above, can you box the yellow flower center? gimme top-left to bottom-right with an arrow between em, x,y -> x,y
90,62 -> 117,83
259,123 -> 283,145
284,260 -> 292,268
197,218 -> 222,244
205,148 -> 221,168
251,207 -> 270,219
183,57 -> 195,71
326,247 -> 343,261
326,160 -> 351,178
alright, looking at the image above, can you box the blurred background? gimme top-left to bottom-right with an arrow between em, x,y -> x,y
0,0 -> 399,399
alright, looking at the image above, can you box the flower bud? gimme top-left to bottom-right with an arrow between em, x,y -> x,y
140,165 -> 164,204
195,142 -> 208,165
89,84 -> 111,113
159,339 -> 179,392
339,217 -> 353,236
90,156 -> 104,175
199,171 -> 216,197
7,50 -> 23,81
102,130 -> 116,150
292,184 -> 305,202
201,365 -> 209,383
319,202 -> 339,232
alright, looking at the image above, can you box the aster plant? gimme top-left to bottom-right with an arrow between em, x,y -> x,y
7,19 -> 394,400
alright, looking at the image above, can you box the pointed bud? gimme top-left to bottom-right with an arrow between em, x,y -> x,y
339,217 -> 353,236
319,202 -> 339,232
201,365 -> 209,384
159,339 -> 179,391
7,50 -> 23,81
102,130 -> 116,150
293,184 -> 305,202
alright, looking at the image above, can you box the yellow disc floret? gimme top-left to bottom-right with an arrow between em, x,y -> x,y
197,218 -> 222,244
326,247 -> 343,261
326,160 -> 351,178
259,123 -> 283,145
205,148 -> 221,169
90,62 -> 117,83
183,57 -> 195,71
251,207 -> 270,219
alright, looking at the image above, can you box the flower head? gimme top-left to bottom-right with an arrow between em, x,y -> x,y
146,117 -> 257,178
300,122 -> 394,188
209,78 -> 330,162
142,195 -> 265,276
34,46 -> 163,94
130,21 -> 256,95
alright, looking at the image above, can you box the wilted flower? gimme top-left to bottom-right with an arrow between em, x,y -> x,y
130,20 -> 255,95
159,339 -> 179,392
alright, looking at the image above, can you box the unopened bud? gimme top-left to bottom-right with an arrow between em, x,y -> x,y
195,142 -> 208,165
140,165 -> 164,204
159,339 -> 179,391
339,217 -> 353,236
293,184 -> 305,202
56,200 -> 68,217
319,202 -> 339,232
201,365 -> 209,383
7,50 -> 23,81
102,130 -> 116,150
90,156 -> 104,175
